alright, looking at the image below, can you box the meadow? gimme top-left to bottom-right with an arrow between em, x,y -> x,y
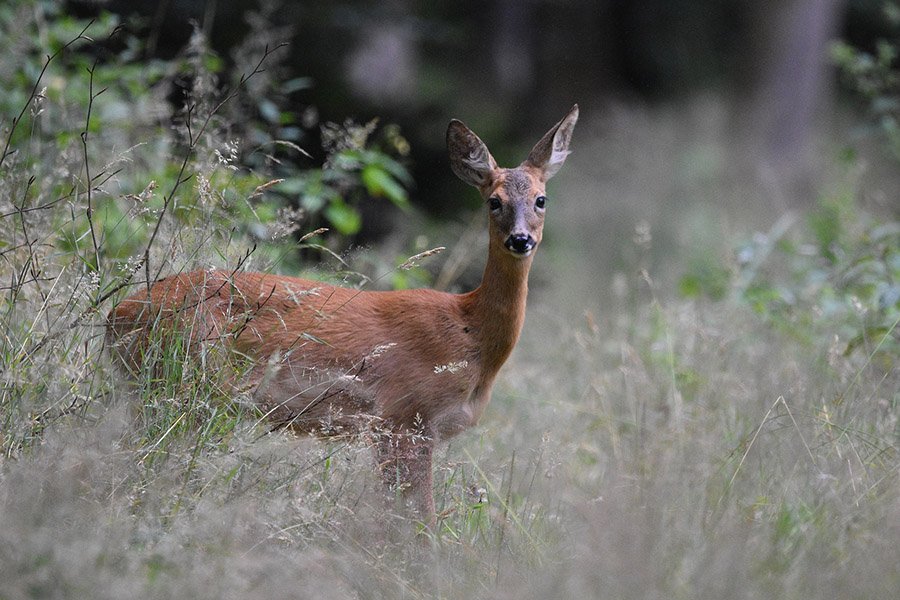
1,9 -> 897,599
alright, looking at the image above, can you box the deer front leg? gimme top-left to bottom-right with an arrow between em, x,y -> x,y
375,427 -> 436,527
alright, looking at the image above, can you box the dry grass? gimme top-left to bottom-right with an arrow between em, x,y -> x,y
2,276 -> 896,598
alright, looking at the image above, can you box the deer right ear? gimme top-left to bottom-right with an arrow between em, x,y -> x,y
447,119 -> 498,189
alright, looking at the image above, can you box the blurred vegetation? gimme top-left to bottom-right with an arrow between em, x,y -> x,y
680,180 -> 899,364
1,0 -> 416,283
833,1 -> 900,160
678,0 -> 900,374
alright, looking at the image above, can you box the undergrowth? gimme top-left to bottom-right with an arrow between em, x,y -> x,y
1,3 -> 898,599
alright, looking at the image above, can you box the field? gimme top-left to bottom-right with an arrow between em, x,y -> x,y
1,10 -> 898,599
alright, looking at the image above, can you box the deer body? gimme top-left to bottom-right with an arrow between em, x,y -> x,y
107,105 -> 578,524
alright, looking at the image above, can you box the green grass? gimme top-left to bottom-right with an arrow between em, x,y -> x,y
1,8 -> 898,600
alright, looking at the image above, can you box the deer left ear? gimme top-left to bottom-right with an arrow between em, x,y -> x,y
524,104 -> 579,181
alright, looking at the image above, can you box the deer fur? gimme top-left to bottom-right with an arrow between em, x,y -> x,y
107,105 -> 579,524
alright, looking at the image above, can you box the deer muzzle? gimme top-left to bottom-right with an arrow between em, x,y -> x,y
505,233 -> 536,256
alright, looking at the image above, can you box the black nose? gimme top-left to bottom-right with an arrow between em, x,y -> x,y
505,234 -> 535,254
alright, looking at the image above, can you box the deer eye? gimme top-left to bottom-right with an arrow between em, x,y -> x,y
488,197 -> 502,211
535,195 -> 547,209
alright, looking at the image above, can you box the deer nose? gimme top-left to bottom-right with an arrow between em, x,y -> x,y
505,233 -> 535,255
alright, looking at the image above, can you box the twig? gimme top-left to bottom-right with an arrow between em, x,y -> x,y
0,20 -> 95,170
143,43 -> 287,292
81,58 -> 107,272
18,43 -> 286,362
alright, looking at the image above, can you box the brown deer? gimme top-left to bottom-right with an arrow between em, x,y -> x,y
106,105 -> 579,525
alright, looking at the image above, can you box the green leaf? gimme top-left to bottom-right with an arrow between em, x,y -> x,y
742,284 -> 784,314
678,274 -> 702,298
203,54 -> 224,73
301,194 -> 325,213
324,197 -> 361,235
844,326 -> 891,356
258,99 -> 280,124
282,77 -> 313,93
275,177 -> 306,195
678,257 -> 730,301
361,164 -> 409,209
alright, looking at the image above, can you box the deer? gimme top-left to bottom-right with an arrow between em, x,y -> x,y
106,105 -> 579,526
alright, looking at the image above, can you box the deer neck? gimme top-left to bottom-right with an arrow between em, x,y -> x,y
464,238 -> 533,376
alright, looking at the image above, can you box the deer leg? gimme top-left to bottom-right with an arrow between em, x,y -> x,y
374,428 -> 436,527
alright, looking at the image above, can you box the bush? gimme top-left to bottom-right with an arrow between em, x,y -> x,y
680,187 -> 899,364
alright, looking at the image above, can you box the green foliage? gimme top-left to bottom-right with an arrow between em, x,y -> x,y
0,1 -> 419,466
1,2 -> 415,281
756,203 -> 896,358
679,189 -> 899,362
832,1 -> 900,160
129,326 -> 256,477
276,120 -> 412,236
678,253 -> 731,300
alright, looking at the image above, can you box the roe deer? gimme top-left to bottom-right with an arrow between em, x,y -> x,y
106,105 -> 579,525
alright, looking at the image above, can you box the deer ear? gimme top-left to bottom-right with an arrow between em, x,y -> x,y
447,119 -> 499,189
524,104 -> 579,181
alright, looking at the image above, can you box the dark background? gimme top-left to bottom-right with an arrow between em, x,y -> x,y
64,0 -> 898,299
66,0 -> 894,207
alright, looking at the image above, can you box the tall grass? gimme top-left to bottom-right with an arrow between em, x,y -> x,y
2,7 -> 898,600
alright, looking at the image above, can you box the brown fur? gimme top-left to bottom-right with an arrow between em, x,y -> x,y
107,105 -> 579,525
